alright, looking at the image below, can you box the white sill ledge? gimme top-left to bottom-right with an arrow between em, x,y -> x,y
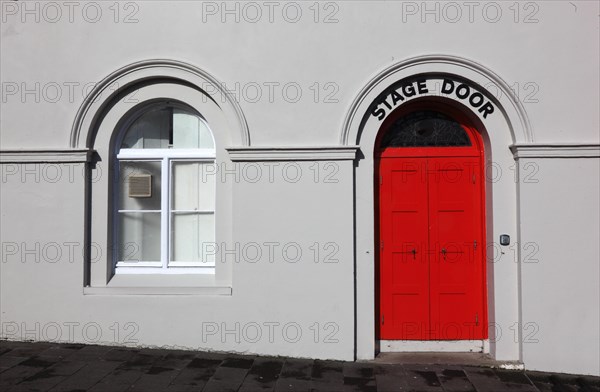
83,274 -> 231,296
83,286 -> 232,296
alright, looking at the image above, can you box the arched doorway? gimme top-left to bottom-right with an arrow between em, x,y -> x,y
376,100 -> 488,342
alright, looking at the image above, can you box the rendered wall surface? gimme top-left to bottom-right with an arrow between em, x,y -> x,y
1,1 -> 599,148
0,160 -> 355,360
1,0 -> 599,375
519,158 -> 600,376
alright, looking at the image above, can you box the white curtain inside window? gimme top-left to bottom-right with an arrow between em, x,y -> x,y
171,162 -> 216,264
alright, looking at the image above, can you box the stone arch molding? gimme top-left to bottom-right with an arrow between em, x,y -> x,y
341,54 -> 533,146
70,59 -> 250,149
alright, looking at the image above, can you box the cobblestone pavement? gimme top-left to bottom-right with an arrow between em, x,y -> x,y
1,341 -> 598,392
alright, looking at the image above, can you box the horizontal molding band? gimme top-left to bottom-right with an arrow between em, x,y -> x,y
83,286 -> 232,296
510,144 -> 600,159
0,149 -> 93,163
227,146 -> 360,161
4,144 -> 597,162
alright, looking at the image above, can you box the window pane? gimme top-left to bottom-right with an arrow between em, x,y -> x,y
118,212 -> 161,262
173,110 -> 215,149
381,111 -> 472,148
120,106 -> 214,150
121,107 -> 170,149
172,162 -> 215,211
119,161 -> 162,210
171,213 -> 215,263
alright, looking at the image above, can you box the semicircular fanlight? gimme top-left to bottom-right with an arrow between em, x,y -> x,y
380,110 -> 471,148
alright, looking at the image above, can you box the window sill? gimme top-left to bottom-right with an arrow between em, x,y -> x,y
83,274 -> 231,296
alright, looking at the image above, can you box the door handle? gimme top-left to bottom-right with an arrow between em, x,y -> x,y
441,248 -> 446,259
411,249 -> 417,259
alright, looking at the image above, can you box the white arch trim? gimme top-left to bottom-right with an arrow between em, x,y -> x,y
70,59 -> 250,149
340,54 -> 533,146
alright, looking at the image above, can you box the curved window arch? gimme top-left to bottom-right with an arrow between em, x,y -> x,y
114,102 -> 216,274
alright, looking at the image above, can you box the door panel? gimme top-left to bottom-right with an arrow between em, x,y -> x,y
379,156 -> 486,340
428,157 -> 484,340
379,158 -> 429,340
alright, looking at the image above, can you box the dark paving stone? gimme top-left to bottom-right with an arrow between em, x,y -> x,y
221,356 -> 255,369
87,367 -> 145,392
436,368 -> 476,392
239,357 -> 285,391
343,362 -> 377,392
373,364 -> 408,392
118,351 -> 162,370
275,359 -> 314,392
127,366 -> 180,391
3,341 -> 600,392
48,360 -> 121,391
344,378 -> 377,392
312,360 -> 344,380
495,369 -> 534,384
103,347 -> 140,362
464,366 -> 537,391
344,362 -> 375,379
8,372 -> 67,391
0,355 -> 28,373
279,358 -> 313,380
65,345 -> 114,362
0,364 -> 49,388
155,353 -> 195,370
169,357 -> 221,388
404,370 -> 444,391
3,342 -> 55,358
41,360 -> 87,377
164,385 -> 203,392
38,344 -> 85,359
274,378 -> 312,392
202,365 -> 250,392
311,360 -> 345,391
374,373 -> 408,392
19,356 -> 61,368
526,371 -> 600,392
162,351 -> 196,362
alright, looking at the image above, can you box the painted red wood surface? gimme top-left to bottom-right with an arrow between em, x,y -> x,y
377,109 -> 487,341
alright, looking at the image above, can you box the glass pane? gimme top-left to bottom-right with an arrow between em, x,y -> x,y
172,162 -> 215,211
118,161 -> 162,210
121,107 -> 170,149
171,213 -> 215,263
120,105 -> 214,150
381,111 -> 472,148
172,110 -> 215,149
118,212 -> 161,262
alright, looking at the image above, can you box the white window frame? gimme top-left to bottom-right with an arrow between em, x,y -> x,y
82,78 -> 240,293
114,138 -> 216,274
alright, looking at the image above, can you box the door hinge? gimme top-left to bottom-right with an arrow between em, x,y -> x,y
381,315 -> 384,325
475,313 -> 479,326
472,173 -> 476,184
380,175 -> 383,185
474,240 -> 477,250
381,241 -> 384,250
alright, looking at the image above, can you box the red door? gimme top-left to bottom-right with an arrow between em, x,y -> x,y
377,107 -> 487,341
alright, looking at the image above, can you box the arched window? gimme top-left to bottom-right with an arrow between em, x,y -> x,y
114,102 -> 216,274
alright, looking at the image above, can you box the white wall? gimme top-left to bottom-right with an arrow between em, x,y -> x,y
1,0 -> 599,375
0,160 -> 355,360
1,2 -> 598,148
519,157 -> 600,375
